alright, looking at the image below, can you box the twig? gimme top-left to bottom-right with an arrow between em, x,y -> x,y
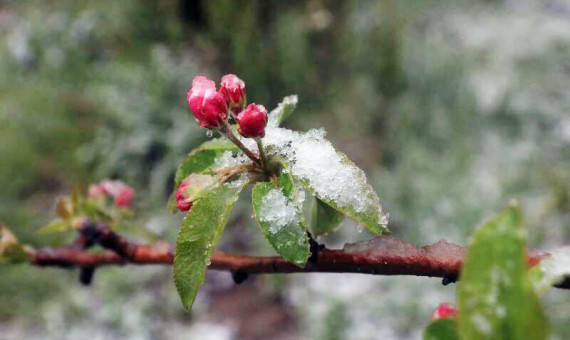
220,122 -> 261,165
27,225 -> 569,290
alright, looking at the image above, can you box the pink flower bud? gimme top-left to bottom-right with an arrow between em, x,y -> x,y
175,174 -> 217,212
219,74 -> 246,113
431,303 -> 458,320
88,184 -> 104,199
97,180 -> 135,209
237,103 -> 268,138
187,76 -> 228,129
175,182 -> 193,212
114,185 -> 135,208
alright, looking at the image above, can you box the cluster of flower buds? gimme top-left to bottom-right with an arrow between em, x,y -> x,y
186,74 -> 268,138
431,303 -> 458,320
88,180 -> 135,209
175,174 -> 216,212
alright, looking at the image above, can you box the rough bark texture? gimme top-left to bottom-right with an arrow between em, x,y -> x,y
27,223 -> 568,289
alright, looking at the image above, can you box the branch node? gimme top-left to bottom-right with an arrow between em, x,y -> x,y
232,270 -> 249,284
79,266 -> 96,286
442,276 -> 457,286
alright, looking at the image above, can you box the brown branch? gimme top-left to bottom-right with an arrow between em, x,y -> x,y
27,224 -> 569,289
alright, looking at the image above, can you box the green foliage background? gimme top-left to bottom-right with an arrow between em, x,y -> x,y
0,0 -> 568,339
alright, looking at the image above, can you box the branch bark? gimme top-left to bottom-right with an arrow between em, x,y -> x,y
27,223 -> 569,289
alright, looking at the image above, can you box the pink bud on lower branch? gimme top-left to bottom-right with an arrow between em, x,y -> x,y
237,103 -> 268,138
90,180 -> 135,209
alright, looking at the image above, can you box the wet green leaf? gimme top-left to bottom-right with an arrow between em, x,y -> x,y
168,139 -> 239,212
424,319 -> 459,340
267,95 -> 298,128
310,198 -> 344,237
174,179 -> 249,310
458,206 -> 549,340
252,172 -> 310,267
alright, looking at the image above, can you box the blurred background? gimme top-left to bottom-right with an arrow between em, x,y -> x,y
0,0 -> 569,339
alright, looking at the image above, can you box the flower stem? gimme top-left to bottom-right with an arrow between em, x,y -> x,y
256,139 -> 268,173
220,122 -> 261,165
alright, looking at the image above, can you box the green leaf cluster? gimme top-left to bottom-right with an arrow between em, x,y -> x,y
171,95 -> 389,310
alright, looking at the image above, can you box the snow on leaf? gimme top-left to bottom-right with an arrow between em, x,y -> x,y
261,127 -> 389,235
529,246 -> 570,295
252,172 -> 310,267
457,206 -> 549,340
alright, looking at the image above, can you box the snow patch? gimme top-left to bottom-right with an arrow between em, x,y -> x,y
258,188 -> 300,234
262,127 -> 388,228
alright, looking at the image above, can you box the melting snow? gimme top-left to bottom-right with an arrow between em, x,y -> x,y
258,188 -> 300,234
539,246 -> 570,286
213,150 -> 249,168
261,127 -> 388,228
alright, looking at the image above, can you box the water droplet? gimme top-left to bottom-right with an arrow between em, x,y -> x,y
206,130 -> 214,138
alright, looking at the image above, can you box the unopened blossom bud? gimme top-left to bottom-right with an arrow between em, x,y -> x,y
175,182 -> 193,212
187,76 -> 228,129
237,103 -> 268,138
114,185 -> 135,208
219,74 -> 246,113
175,174 -> 217,212
99,180 -> 135,209
431,303 -> 458,320
88,184 -> 105,199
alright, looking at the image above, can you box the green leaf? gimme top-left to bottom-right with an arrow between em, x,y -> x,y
252,172 -> 310,267
262,127 -> 389,235
528,246 -> 570,295
310,198 -> 345,237
35,220 -> 71,234
174,179 -> 249,310
424,319 -> 460,340
267,95 -> 298,128
457,206 -> 549,340
168,139 -> 239,212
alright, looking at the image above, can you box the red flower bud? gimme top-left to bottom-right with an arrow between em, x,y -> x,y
175,174 -> 217,212
187,76 -> 228,129
219,74 -> 246,113
237,103 -> 268,138
114,185 -> 135,208
175,182 -> 193,212
431,303 -> 458,320
97,180 -> 135,209
88,184 -> 105,199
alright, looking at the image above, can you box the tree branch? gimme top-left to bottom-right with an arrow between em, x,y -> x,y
26,223 -> 569,289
